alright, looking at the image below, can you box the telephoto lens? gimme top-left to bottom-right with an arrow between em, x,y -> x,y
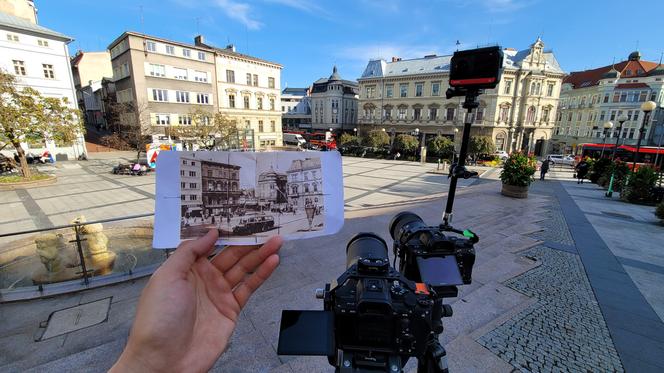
345,233 -> 388,270
389,211 -> 426,243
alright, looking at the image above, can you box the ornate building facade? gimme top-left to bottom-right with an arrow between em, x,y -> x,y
553,51 -> 664,153
310,66 -> 359,131
357,38 -> 565,155
286,158 -> 322,209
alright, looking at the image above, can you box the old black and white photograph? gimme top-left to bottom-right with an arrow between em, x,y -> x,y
179,152 -> 324,241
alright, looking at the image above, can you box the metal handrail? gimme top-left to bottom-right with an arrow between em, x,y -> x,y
0,212 -> 155,238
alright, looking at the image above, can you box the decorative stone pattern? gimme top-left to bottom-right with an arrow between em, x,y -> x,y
527,200 -> 575,247
477,246 -> 624,373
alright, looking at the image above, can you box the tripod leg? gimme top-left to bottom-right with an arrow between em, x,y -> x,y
417,338 -> 449,373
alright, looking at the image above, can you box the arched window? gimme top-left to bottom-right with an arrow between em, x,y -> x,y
313,183 -> 318,192
526,106 -> 536,124
495,133 -> 506,151
304,183 -> 310,193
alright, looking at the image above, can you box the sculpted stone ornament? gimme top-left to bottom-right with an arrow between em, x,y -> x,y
71,216 -> 116,275
34,233 -> 66,273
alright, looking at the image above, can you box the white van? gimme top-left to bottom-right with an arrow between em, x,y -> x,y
283,133 -> 306,146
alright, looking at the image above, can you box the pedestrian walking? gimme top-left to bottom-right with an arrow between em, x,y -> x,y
575,158 -> 590,184
540,159 -> 551,180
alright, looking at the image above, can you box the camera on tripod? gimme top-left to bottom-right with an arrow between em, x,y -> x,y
277,46 -> 501,372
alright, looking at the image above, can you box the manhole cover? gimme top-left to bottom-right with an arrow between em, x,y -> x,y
39,297 -> 112,340
601,211 -> 634,220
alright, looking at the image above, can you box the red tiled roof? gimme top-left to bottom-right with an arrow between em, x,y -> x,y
614,83 -> 649,89
563,60 -> 659,89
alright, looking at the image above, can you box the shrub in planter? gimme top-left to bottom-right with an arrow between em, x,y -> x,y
597,175 -> 609,188
621,166 -> 657,203
589,158 -> 611,184
655,201 -> 664,221
500,151 -> 536,198
608,160 -> 630,192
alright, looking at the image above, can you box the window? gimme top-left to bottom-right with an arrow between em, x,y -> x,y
229,94 -> 235,108
13,60 -> 26,76
146,41 -> 156,52
246,73 -> 252,85
37,39 -> 49,47
182,49 -> 191,57
567,112 -> 573,121
432,82 -> 440,96
500,106 -> 509,122
270,98 -> 275,110
282,106 -> 285,112
542,107 -> 550,122
414,108 -> 421,120
226,70 -> 235,83
386,85 -> 393,98
446,107 -> 455,121
599,111 -> 606,121
268,77 -> 275,88
178,115 -> 192,125
243,96 -> 250,109
526,106 -> 536,123
577,112 -> 582,121
196,93 -> 209,104
366,86 -> 375,98
253,74 -> 258,86
270,120 -> 275,132
546,83 -> 554,97
152,89 -> 168,102
155,114 -> 170,125
197,51 -> 206,60
504,79 -> 512,94
398,108 -> 407,119
189,183 -> 197,189
257,97 -> 263,110
6,33 -> 19,42
603,93 -> 609,103
173,67 -> 187,80
429,108 -> 438,120
42,64 -> 55,79
190,195 -> 198,201
165,45 -> 175,54
176,91 -> 190,103
639,91 -> 648,102
610,110 -> 616,120
626,110 -> 632,121
258,120 -> 264,132
620,92 -> 627,102
612,92 -> 620,103
475,108 -> 484,122
194,70 -> 208,82
400,84 -> 408,97
415,83 -> 423,97
149,64 -> 165,77
651,92 -> 657,101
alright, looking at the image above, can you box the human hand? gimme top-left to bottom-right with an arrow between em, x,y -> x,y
110,229 -> 282,372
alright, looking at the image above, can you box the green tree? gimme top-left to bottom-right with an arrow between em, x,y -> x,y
170,107 -> 239,150
394,134 -> 419,154
339,133 -> 360,147
469,136 -> 496,159
363,129 -> 390,148
0,71 -> 84,178
427,135 -> 454,158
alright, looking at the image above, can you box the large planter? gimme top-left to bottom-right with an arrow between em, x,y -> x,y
501,183 -> 529,198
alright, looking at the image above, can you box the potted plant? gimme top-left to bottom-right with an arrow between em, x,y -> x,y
500,151 -> 536,198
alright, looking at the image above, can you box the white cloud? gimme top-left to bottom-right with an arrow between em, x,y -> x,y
214,0 -> 263,30
264,0 -> 325,13
336,43 -> 442,63
482,0 -> 535,12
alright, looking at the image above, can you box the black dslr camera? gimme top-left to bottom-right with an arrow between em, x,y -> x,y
277,47 -> 500,373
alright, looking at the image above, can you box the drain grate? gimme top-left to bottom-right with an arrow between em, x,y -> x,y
39,297 -> 112,341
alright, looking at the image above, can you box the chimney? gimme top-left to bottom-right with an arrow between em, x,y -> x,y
391,57 -> 401,62
226,44 -> 236,52
194,35 -> 204,46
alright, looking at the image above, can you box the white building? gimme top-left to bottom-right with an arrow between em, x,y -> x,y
311,66 -> 359,132
281,87 -> 311,131
0,9 -> 86,159
195,36 -> 284,149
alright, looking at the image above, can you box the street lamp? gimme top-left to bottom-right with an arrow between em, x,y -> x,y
453,128 -> 459,164
600,121 -> 613,158
353,127 -> 357,137
606,115 -> 627,197
632,101 -> 657,171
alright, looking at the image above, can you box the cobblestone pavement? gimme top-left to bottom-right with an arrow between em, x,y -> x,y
527,183 -> 575,247
478,246 -> 624,373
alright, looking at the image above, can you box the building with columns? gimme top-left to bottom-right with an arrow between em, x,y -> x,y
552,51 -> 664,153
357,38 -> 565,155
310,66 -> 359,131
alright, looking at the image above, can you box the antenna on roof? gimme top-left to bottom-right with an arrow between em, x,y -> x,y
456,40 -> 460,51
659,52 -> 663,66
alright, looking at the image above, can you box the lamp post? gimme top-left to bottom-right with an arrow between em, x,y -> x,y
606,115 -> 627,197
600,121 -> 613,158
453,128 -> 459,164
632,101 -> 657,171
353,127 -> 357,138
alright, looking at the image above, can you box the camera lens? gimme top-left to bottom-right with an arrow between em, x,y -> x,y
389,212 -> 424,241
346,233 -> 388,270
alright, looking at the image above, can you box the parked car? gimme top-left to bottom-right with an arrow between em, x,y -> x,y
546,154 -> 575,166
233,215 -> 275,235
493,150 -> 509,160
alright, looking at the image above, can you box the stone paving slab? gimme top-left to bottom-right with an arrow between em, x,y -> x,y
40,297 -> 112,340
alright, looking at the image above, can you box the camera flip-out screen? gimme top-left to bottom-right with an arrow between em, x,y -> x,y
449,46 -> 503,90
416,256 -> 463,287
277,310 -> 335,356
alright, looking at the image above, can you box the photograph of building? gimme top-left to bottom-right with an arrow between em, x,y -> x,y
179,152 -> 324,241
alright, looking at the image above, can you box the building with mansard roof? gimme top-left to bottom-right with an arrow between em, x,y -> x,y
552,51 -> 664,153
357,38 -> 565,155
310,66 -> 359,131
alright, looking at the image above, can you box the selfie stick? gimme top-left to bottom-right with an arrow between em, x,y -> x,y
442,88 -> 480,227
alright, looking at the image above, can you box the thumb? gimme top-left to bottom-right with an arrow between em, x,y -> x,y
163,229 -> 219,274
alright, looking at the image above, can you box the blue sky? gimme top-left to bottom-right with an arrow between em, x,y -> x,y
38,0 -> 664,88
